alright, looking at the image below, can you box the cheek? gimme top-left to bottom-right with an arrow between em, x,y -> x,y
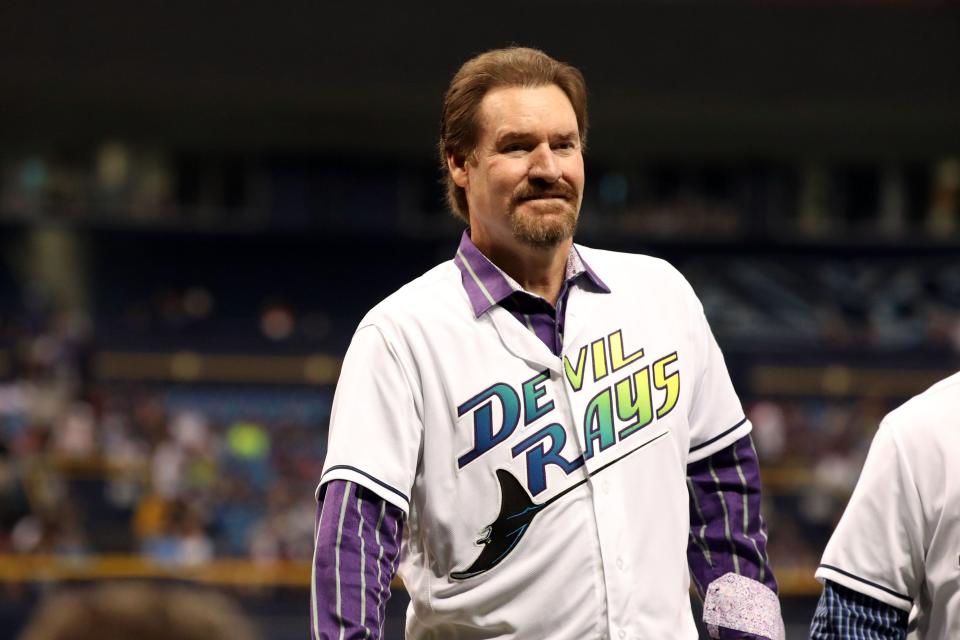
568,167 -> 585,193
564,155 -> 585,182
487,163 -> 525,196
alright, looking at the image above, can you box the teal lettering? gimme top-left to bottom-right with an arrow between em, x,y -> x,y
511,423 -> 584,496
457,383 -> 521,468
615,367 -> 653,439
522,370 -> 554,425
582,388 -> 616,460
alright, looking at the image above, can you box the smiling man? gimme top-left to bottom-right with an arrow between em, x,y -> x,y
312,47 -> 784,640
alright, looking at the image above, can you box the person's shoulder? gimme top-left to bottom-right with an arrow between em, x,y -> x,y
575,244 -> 697,308
358,260 -> 467,332
883,371 -> 960,446
576,244 -> 688,286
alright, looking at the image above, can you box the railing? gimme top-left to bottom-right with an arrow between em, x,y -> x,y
0,554 -> 823,596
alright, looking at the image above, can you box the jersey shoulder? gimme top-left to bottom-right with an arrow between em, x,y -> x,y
882,371 -> 960,450
356,260 -> 469,335
575,245 -> 694,295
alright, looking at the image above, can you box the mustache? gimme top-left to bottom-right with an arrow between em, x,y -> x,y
513,182 -> 577,203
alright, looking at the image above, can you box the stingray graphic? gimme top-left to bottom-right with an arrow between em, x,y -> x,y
450,430 -> 668,580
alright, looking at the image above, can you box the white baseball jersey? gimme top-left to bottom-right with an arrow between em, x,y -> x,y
319,246 -> 751,640
816,371 -> 960,639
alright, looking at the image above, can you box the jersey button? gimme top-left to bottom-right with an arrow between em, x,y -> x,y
616,557 -> 624,570
617,630 -> 626,639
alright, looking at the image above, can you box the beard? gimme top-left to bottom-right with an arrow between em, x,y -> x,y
508,182 -> 580,248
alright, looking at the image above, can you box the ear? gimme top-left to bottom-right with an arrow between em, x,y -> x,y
447,152 -> 469,189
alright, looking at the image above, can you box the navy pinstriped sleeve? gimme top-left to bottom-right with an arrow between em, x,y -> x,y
687,435 -> 777,595
687,435 -> 779,639
810,579 -> 908,640
311,479 -> 404,640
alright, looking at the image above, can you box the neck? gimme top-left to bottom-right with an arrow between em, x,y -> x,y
472,235 -> 572,307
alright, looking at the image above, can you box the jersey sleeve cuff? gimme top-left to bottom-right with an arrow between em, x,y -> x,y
317,465 -> 411,514
703,573 -> 784,640
688,417 -> 752,464
815,564 -> 913,612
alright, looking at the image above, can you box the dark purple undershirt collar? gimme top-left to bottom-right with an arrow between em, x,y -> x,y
453,230 -> 609,317
452,230 -> 610,355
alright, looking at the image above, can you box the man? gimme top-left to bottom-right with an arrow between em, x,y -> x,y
810,371 -> 960,639
312,47 -> 783,639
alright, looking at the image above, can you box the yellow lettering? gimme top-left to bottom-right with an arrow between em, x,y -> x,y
591,338 -> 608,382
615,367 -> 653,439
653,352 -> 680,419
608,330 -> 643,373
563,345 -> 589,392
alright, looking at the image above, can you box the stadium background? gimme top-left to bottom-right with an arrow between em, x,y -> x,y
1,2 -> 958,638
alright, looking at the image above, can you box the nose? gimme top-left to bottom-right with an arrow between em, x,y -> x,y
527,144 -> 561,183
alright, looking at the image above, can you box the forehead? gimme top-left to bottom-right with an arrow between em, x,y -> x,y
476,84 -> 578,141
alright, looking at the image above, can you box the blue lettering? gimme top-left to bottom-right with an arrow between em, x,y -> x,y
510,423 -> 584,496
522,370 -> 554,425
457,383 -> 521,468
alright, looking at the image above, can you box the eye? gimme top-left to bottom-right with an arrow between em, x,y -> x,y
501,143 -> 528,154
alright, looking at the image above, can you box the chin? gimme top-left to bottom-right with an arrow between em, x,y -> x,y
510,205 -> 578,247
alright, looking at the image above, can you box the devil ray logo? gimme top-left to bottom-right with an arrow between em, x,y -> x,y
450,469 -> 547,580
451,430 -> 669,580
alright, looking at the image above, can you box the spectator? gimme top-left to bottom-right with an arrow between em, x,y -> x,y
19,582 -> 259,640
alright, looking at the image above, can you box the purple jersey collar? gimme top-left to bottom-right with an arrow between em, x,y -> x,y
453,230 -> 610,318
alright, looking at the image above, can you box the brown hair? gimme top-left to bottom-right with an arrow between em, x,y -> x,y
439,47 -> 589,223
19,582 -> 259,640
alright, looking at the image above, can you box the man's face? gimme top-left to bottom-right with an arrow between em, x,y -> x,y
450,84 -> 584,250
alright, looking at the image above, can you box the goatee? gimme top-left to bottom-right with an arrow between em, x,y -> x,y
509,182 -> 580,247
509,202 -> 578,247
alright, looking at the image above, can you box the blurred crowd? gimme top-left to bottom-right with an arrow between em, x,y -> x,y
746,394 -> 901,574
684,257 -> 960,353
0,304 -> 324,565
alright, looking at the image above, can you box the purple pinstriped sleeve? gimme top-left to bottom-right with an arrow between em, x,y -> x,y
687,435 -> 779,640
311,479 -> 404,640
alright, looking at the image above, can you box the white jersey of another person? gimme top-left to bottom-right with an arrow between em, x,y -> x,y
815,371 -> 960,639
